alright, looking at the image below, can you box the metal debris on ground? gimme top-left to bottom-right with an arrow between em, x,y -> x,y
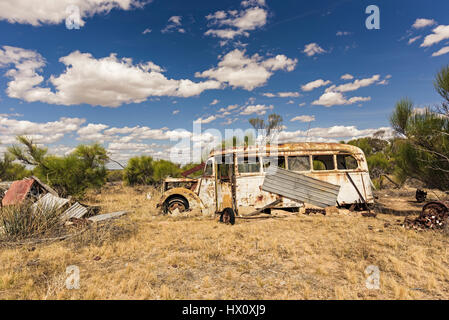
415,189 -> 427,203
88,211 -> 127,222
403,201 -> 449,230
304,208 -> 326,215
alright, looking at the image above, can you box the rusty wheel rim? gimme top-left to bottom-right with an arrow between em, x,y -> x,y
168,201 -> 186,213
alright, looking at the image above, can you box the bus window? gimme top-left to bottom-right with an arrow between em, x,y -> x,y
337,154 -> 358,170
263,156 -> 286,170
238,156 -> 261,173
204,160 -> 213,176
313,155 -> 335,171
288,156 -> 310,171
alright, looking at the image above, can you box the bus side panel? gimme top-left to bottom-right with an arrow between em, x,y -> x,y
307,171 -> 374,205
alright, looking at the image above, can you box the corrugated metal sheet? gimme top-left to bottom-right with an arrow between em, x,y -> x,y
262,166 -> 341,208
61,202 -> 88,220
88,211 -> 127,222
1,179 -> 35,206
33,193 -> 69,211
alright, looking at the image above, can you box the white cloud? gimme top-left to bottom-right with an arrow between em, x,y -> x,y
312,92 -> 370,107
0,114 -> 85,144
162,15 -> 186,34
240,104 -> 273,115
142,28 -> 152,34
263,92 -> 300,98
303,43 -> 326,57
336,31 -> 351,36
301,79 -> 331,92
277,126 -> 393,143
210,99 -> 220,105
241,0 -> 266,7
421,25 -> 449,47
195,49 -> 297,90
432,46 -> 449,57
0,46 -> 222,107
0,0 -> 147,26
325,75 -> 381,93
408,36 -> 421,44
194,115 -> 217,124
412,18 -> 436,29
172,110 -> 180,115
341,74 -> 354,80
205,2 -> 268,40
290,115 -> 315,123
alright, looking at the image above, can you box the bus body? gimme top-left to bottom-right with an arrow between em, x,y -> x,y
159,143 -> 374,215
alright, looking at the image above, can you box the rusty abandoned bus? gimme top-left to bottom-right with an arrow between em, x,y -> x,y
158,142 -> 374,221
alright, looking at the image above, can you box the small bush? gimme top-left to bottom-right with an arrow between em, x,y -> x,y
0,201 -> 63,240
124,156 -> 154,185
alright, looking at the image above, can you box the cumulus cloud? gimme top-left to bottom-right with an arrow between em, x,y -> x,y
432,46 -> 449,57
0,0 -> 147,26
0,114 -> 85,144
303,43 -> 326,57
301,79 -> 331,92
312,92 -> 370,107
162,16 -> 186,34
196,49 -> 297,91
325,75 -> 381,93
421,25 -> 449,47
412,18 -> 436,29
290,115 -> 315,123
0,46 -> 222,107
210,99 -> 220,105
340,74 -> 354,80
193,115 -> 217,124
277,126 -> 393,143
263,92 -> 300,98
240,104 -> 273,115
205,1 -> 268,40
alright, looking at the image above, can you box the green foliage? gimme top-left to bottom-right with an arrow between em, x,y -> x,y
153,160 -> 181,182
7,137 -> 107,197
389,65 -> 449,190
107,170 -> 124,182
0,153 -> 30,181
123,156 -> 154,185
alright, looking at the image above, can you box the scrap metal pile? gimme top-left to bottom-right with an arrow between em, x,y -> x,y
403,201 -> 449,230
0,177 -> 126,225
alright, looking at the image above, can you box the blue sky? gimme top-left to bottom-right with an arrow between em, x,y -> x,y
0,0 -> 448,164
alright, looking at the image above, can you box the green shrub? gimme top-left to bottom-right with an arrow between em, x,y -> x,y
152,160 -> 181,182
124,156 -> 154,185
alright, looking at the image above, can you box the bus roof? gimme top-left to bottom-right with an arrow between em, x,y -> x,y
209,142 -> 364,157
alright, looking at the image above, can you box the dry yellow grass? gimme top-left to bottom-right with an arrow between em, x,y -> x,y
1,184 -> 449,300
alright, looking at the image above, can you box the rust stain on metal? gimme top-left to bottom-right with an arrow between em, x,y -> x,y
2,179 -> 35,206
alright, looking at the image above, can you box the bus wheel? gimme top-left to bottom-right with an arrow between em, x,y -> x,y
220,208 -> 235,225
165,196 -> 189,214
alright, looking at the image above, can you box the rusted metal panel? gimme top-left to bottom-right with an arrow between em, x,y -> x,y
61,202 -> 88,220
1,179 -> 35,206
88,211 -> 127,222
262,166 -> 340,208
181,163 -> 205,177
33,193 -> 69,211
